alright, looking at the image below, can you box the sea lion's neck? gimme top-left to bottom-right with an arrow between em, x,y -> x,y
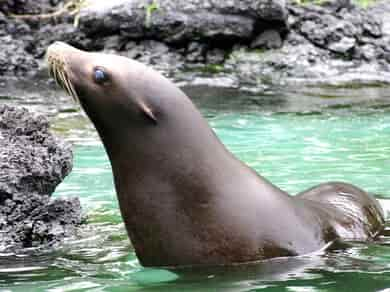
106,123 -> 244,202
95,95 -> 287,205
100,110 -> 288,213
91,90 -> 290,266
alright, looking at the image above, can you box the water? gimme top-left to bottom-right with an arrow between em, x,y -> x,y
1,82 -> 390,291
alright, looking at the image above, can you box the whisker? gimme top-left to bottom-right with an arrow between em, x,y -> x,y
68,79 -> 80,104
64,75 -> 77,103
63,76 -> 73,99
53,63 -> 61,86
59,70 -> 70,95
47,55 -> 80,105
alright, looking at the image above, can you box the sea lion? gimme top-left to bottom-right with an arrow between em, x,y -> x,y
46,42 -> 385,268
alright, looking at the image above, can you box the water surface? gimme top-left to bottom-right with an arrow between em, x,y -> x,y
1,82 -> 390,291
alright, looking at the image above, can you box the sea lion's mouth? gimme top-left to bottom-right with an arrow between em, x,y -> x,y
46,44 -> 80,104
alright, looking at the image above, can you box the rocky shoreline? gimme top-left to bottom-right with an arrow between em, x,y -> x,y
0,0 -> 389,90
0,105 -> 82,251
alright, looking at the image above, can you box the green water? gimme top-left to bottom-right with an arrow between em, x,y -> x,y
1,85 -> 390,291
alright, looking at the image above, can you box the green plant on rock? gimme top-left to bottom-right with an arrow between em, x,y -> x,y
145,0 -> 159,28
354,0 -> 376,8
201,64 -> 224,74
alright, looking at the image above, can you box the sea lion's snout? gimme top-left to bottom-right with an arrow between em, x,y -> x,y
47,42 -> 83,103
47,41 -> 77,58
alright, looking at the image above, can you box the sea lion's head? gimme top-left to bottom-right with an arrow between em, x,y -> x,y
46,42 -> 217,161
46,42 -> 161,132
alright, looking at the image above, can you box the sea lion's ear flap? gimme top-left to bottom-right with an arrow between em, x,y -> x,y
139,101 -> 157,124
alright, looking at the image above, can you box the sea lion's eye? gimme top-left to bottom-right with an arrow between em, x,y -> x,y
93,68 -> 109,84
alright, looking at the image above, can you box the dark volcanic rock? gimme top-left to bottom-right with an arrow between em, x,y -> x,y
224,0 -> 390,88
288,1 -> 383,57
251,29 -> 283,49
0,0 -> 64,15
1,0 -> 390,89
78,0 -> 287,45
368,0 -> 390,38
27,23 -> 92,58
0,105 -> 81,250
0,36 -> 38,76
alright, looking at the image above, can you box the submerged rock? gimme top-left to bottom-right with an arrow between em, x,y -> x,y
0,105 -> 82,250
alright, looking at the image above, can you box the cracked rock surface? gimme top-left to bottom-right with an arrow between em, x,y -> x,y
226,0 -> 390,88
0,105 -> 82,251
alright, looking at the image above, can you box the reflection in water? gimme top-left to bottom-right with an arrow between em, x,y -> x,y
2,235 -> 390,291
1,81 -> 390,290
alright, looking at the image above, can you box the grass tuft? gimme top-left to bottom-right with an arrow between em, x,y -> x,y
145,0 -> 159,28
